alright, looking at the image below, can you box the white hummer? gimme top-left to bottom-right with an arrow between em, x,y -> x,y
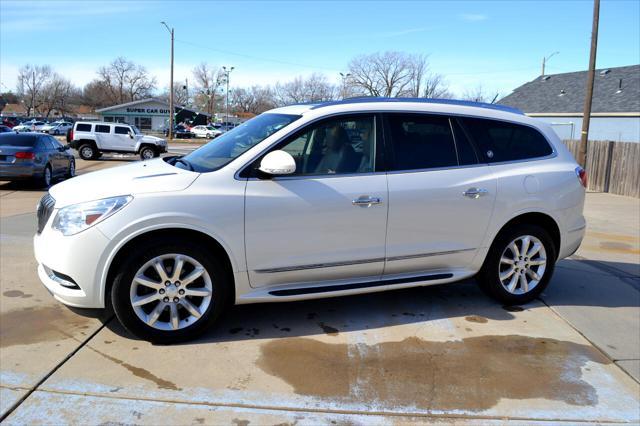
69,122 -> 168,160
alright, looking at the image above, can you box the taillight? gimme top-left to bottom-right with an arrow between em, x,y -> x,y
69,129 -> 73,140
15,152 -> 35,160
575,166 -> 587,188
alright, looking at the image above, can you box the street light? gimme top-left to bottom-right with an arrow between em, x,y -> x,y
339,72 -> 351,99
161,21 -> 174,140
222,66 -> 234,125
541,51 -> 559,76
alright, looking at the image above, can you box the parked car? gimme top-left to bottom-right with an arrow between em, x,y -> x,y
0,132 -> 75,187
69,121 -> 167,160
191,125 -> 221,138
33,98 -> 586,343
164,125 -> 193,139
13,120 -> 47,132
42,121 -> 73,135
0,125 -> 12,133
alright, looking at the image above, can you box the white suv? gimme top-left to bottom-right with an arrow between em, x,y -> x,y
69,121 -> 167,160
34,99 -> 586,343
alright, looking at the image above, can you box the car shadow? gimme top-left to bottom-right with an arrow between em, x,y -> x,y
101,257 -> 639,345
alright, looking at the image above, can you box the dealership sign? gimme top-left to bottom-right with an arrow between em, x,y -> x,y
125,107 -> 170,114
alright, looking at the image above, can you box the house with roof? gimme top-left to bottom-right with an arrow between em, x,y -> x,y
498,64 -> 639,142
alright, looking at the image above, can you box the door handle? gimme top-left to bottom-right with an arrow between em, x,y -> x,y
463,187 -> 489,199
352,196 -> 382,207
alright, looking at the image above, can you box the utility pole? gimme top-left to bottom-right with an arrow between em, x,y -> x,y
339,72 -> 351,99
578,0 -> 600,167
541,51 -> 559,76
161,21 -> 174,140
222,66 -> 234,124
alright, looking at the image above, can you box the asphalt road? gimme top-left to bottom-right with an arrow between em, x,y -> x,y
0,153 -> 638,424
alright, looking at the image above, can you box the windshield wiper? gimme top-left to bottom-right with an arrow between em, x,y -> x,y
172,157 -> 194,171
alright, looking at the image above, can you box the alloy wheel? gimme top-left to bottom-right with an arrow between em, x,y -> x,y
498,235 -> 547,295
129,253 -> 213,331
142,148 -> 154,159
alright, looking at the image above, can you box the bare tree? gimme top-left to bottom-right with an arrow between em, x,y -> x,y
462,84 -> 500,103
348,51 -> 414,97
348,51 -> 451,99
192,63 -> 224,116
17,64 -> 53,115
83,80 -> 111,109
274,73 -> 336,106
96,57 -> 156,104
232,86 -> 276,114
40,74 -> 76,117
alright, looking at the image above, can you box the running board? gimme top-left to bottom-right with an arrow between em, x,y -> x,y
268,273 -> 454,297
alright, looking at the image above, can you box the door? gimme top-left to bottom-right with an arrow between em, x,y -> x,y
42,136 -> 63,176
245,114 -> 388,288
383,113 -> 497,276
114,125 -> 136,151
94,124 -> 114,150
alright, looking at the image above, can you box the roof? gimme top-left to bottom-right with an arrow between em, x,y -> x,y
2,103 -> 27,114
96,98 -> 210,116
497,64 -> 640,114
269,97 -> 524,117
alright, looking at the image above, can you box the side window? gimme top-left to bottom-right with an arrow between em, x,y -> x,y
114,126 -> 130,135
451,118 -> 479,166
37,137 -> 51,150
76,123 -> 92,132
48,136 -> 62,149
387,113 -> 458,170
461,117 -> 553,162
277,115 -> 376,175
95,125 -> 111,134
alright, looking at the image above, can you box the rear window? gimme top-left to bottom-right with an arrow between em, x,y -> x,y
95,125 -> 111,133
387,113 -> 458,170
0,134 -> 37,146
461,118 -> 553,162
76,123 -> 92,132
114,126 -> 130,135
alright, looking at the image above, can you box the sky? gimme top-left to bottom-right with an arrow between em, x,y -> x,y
1,0 -> 639,99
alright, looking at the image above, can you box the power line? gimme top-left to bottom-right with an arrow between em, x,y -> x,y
175,39 -> 342,73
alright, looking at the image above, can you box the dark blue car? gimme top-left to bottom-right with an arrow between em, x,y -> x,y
0,132 -> 75,187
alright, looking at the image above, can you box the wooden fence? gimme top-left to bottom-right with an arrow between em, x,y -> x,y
562,140 -> 640,198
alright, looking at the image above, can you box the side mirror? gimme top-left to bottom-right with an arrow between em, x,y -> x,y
57,146 -> 66,152
258,150 -> 296,176
129,132 -> 134,139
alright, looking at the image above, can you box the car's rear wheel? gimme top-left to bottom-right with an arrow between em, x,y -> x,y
139,146 -> 157,160
38,164 -> 52,188
478,224 -> 556,305
111,240 -> 230,343
79,144 -> 97,160
66,159 -> 75,178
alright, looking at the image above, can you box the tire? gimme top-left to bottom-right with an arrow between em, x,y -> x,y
110,239 -> 231,343
66,159 -> 75,178
139,146 -> 157,160
79,144 -> 97,160
38,164 -> 52,188
477,224 -> 556,305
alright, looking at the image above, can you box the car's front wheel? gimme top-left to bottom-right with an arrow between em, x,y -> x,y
111,240 -> 230,343
139,146 -> 157,160
478,224 -> 556,305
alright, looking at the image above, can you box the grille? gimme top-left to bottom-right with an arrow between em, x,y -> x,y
37,193 -> 56,234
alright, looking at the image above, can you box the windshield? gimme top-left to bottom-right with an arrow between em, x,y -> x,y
131,125 -> 142,135
181,113 -> 300,172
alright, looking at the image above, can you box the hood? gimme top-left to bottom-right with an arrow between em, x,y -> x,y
140,134 -> 165,144
49,158 -> 198,207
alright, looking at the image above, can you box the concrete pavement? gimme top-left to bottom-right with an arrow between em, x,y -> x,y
1,156 -> 639,424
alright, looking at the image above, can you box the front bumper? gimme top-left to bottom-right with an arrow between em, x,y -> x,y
34,219 -> 112,308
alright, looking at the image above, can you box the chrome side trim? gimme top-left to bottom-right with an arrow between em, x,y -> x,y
386,248 -> 476,262
255,248 -> 476,273
254,257 -> 386,273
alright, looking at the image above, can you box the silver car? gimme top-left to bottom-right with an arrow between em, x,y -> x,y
0,132 -> 75,187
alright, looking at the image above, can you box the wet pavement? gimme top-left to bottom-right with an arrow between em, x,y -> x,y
1,157 -> 638,424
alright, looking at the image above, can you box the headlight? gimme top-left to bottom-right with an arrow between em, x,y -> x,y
52,195 -> 132,236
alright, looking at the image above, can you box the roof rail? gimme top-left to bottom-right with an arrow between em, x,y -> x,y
308,97 -> 523,114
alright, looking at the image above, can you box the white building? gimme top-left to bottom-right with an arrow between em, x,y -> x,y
498,65 -> 640,142
96,98 -> 210,131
